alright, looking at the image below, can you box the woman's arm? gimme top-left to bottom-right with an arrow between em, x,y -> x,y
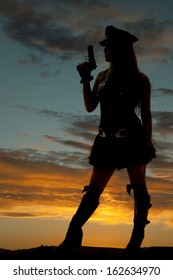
77,62 -> 103,112
82,72 -> 103,112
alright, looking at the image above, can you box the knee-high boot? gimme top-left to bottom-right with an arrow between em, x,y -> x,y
60,185 -> 103,248
126,183 -> 152,251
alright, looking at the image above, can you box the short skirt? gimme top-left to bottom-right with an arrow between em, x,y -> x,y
89,118 -> 156,170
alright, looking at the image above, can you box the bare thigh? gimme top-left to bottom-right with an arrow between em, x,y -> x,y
127,164 -> 146,185
89,167 -> 115,190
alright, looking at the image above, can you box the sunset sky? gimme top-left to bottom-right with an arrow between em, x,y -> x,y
0,0 -> 173,250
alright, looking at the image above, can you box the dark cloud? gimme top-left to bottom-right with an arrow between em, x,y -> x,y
152,87 -> 173,97
136,46 -> 173,62
1,0 -> 172,63
17,53 -> 42,66
150,111 -> 173,176
128,18 -> 171,42
43,134 -> 91,152
151,193 -> 173,211
14,104 -> 74,118
17,104 -> 172,143
153,111 -> 173,136
7,104 -> 173,195
14,104 -> 99,134
13,104 -> 173,163
157,88 -> 173,96
14,103 -> 99,158
0,147 -> 88,170
122,18 -> 173,62
0,121 -> 173,218
0,0 -> 33,17
16,53 -> 61,78
1,0 -> 87,57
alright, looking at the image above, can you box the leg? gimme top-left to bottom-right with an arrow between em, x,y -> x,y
126,164 -> 151,251
89,166 -> 115,190
60,167 -> 115,248
127,164 -> 146,185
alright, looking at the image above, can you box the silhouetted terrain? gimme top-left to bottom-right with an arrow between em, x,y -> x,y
0,246 -> 173,260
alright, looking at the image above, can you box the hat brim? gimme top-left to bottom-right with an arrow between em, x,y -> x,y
99,38 -> 109,46
99,33 -> 138,47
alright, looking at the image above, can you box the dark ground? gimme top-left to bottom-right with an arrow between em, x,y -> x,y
0,246 -> 173,260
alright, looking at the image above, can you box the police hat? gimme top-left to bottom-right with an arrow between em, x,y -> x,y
99,25 -> 138,46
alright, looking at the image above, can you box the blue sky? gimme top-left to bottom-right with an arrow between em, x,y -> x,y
0,0 -> 173,249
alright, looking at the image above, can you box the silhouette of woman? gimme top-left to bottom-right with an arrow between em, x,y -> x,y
60,26 -> 156,252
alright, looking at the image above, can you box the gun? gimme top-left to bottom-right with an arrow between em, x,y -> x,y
77,45 -> 97,83
87,45 -> 97,71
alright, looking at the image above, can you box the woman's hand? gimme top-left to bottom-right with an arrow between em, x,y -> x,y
76,62 -> 91,82
144,143 -> 156,163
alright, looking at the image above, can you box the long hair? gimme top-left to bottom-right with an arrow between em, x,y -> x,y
110,43 -> 140,78
109,43 -> 143,109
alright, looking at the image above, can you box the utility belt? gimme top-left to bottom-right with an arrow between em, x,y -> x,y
99,127 -> 128,138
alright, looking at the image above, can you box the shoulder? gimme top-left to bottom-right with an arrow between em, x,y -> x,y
92,69 -> 108,97
95,69 -> 109,83
138,72 -> 151,88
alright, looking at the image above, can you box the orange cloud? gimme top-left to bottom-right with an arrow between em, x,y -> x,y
0,149 -> 173,226
1,148 -> 173,249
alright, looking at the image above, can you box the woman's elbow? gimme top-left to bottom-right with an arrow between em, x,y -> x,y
86,106 -> 95,113
85,101 -> 98,112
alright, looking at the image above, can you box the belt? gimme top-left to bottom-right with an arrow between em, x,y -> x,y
99,127 -> 127,138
